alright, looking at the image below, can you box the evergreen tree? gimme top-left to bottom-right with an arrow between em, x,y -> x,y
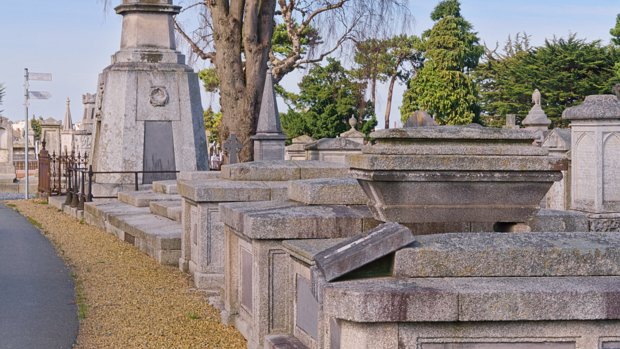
280,58 -> 374,140
611,14 -> 620,46
400,0 -> 483,125
476,34 -> 617,127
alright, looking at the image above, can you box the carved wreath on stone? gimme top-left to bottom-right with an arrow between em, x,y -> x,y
149,86 -> 169,107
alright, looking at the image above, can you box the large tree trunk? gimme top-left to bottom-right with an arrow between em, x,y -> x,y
208,0 -> 276,163
384,73 -> 398,129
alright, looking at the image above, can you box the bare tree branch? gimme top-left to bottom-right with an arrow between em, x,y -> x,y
174,17 -> 215,62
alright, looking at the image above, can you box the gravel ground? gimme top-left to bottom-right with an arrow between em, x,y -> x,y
5,200 -> 246,349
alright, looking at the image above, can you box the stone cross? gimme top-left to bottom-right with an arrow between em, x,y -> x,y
223,133 -> 242,164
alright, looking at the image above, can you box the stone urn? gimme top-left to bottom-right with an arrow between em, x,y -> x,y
348,125 -> 564,225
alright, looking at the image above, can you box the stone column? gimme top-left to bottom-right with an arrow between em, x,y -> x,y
563,94 -> 620,231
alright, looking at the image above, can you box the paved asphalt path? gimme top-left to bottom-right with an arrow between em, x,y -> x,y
0,203 -> 78,349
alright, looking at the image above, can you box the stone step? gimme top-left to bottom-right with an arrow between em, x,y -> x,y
393,231 -> 620,278
117,190 -> 181,207
149,200 -> 182,222
84,199 -> 181,266
152,180 -> 178,194
264,335 -> 308,349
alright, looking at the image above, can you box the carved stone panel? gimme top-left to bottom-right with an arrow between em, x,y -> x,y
143,121 -> 176,184
295,274 -> 318,339
573,132 -> 596,208
603,132 -> 620,207
240,246 -> 253,313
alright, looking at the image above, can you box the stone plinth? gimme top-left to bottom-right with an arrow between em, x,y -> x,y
90,0 -> 208,196
348,126 -> 564,226
541,129 -> 571,210
563,95 -> 620,229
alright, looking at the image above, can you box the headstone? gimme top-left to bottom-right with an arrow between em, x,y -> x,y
252,67 -> 286,161
285,135 -> 315,160
89,0 -> 208,195
40,117 -> 62,156
223,134 -> 242,164
504,114 -> 518,129
404,110 -> 437,127
0,116 -> 16,182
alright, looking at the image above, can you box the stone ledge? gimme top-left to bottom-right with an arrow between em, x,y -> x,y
323,276 -> 620,322
177,179 -> 279,203
393,231 -> 620,278
117,190 -> 181,207
219,160 -> 348,181
288,178 -> 368,205
149,200 -> 182,222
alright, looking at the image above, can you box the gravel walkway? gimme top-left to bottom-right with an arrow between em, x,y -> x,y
6,200 -> 246,349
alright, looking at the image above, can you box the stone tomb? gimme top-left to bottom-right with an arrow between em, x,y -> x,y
177,161 -> 350,291
0,116 -> 16,182
563,94 -> 620,231
218,175 -> 378,349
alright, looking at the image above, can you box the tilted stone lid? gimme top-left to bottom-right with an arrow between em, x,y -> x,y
562,95 -> 620,120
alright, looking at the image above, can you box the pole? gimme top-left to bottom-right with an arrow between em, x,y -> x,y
24,68 -> 29,199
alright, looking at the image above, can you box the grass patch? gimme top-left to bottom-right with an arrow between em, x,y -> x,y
71,272 -> 88,320
6,203 -> 16,208
27,217 -> 43,230
186,311 -> 201,320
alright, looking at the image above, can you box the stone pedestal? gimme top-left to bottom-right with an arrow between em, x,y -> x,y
90,0 -> 207,196
563,94 -> 620,231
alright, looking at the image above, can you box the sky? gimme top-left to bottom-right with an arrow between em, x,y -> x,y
1,0 -> 619,129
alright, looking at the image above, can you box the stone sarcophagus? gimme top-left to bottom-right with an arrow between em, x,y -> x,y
348,126 -> 564,227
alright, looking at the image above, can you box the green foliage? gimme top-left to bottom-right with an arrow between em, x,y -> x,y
611,14 -> 620,46
280,58 -> 374,140
30,117 -> 42,141
198,68 -> 220,94
203,108 -> 222,143
400,0 -> 483,125
476,34 -> 618,127
271,23 -> 320,59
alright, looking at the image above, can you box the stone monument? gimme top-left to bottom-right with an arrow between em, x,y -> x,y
522,89 -> 551,144
251,67 -> 286,161
0,116 -> 16,182
90,0 -> 208,194
40,117 -> 62,156
563,94 -> 620,231
60,98 -> 74,154
73,93 -> 96,157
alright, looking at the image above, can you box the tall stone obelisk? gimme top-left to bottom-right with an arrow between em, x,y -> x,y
90,0 -> 208,195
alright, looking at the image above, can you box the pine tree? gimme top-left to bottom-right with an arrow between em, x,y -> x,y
400,0 -> 483,125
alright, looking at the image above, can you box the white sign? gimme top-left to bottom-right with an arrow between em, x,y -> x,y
29,91 -> 52,99
28,72 -> 52,81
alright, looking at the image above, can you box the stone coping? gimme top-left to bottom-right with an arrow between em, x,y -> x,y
177,171 -> 220,181
177,179 -> 286,203
219,160 -> 348,181
323,276 -> 620,322
562,95 -> 620,120
393,231 -> 620,278
287,177 -> 368,205
219,200 -> 378,240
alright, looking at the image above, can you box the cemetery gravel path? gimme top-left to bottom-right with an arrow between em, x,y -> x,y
4,200 -> 246,349
0,202 -> 78,349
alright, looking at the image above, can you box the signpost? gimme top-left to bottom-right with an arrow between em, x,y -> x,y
24,68 -> 52,199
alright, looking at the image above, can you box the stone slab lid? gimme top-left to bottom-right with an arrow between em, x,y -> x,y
359,125 -> 549,157
314,222 -> 414,281
323,276 -> 620,322
393,231 -> 620,278
288,178 -> 368,205
563,95 -> 620,120
178,179 -> 286,202
282,238 -> 348,265
304,137 -> 363,151
219,200 -> 376,239
220,160 -> 348,181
